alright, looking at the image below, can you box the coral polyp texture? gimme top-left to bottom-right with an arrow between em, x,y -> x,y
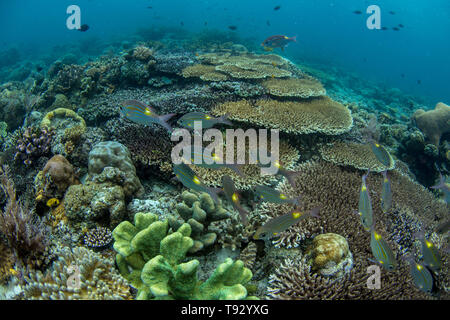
14,127 -> 54,165
261,76 -> 326,98
319,141 -> 395,172
20,246 -> 132,300
212,97 -> 353,135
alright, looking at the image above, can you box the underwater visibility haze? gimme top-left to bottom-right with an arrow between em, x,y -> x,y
0,0 -> 449,301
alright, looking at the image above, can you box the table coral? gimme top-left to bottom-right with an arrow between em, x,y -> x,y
412,102 -> 450,147
319,141 -> 395,172
261,77 -> 326,98
169,190 -> 231,253
212,97 -> 353,135
112,212 -> 255,300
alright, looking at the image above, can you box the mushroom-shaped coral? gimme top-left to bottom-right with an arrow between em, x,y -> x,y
319,141 -> 395,172
212,98 -> 352,135
304,233 -> 353,278
261,77 -> 326,98
412,102 -> 450,146
169,190 -> 231,253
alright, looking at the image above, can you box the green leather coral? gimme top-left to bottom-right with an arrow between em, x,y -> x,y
169,190 -> 231,253
112,212 -> 255,300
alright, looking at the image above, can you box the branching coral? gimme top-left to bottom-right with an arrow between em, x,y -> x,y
112,212 -> 255,300
20,246 -> 132,300
319,141 -> 395,172
256,160 -> 448,299
169,190 -> 231,253
14,127 -> 54,166
0,165 -> 48,268
261,76 -> 326,98
412,102 -> 450,147
212,97 -> 353,135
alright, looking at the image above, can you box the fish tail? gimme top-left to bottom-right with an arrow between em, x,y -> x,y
412,230 -> 425,241
158,113 -> 176,132
431,174 -> 445,189
237,206 -> 249,225
281,169 -> 298,188
218,113 -> 233,126
229,164 -> 245,177
206,187 -> 221,204
291,35 -> 297,42
309,206 -> 320,219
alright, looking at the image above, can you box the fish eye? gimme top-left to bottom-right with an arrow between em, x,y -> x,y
261,233 -> 266,238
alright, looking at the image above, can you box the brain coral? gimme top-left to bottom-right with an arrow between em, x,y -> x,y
319,141 -> 395,172
261,77 -> 326,98
87,141 -> 143,199
20,246 -> 131,300
258,160 -> 449,299
212,97 -> 353,135
412,102 -> 450,146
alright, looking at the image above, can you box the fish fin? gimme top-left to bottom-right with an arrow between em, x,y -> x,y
309,206 -> 320,219
431,174 -> 445,190
237,206 -> 249,225
158,113 -> 176,132
218,113 -> 233,126
280,169 -> 298,188
229,164 -> 245,177
291,35 -> 297,42
207,188 -> 220,204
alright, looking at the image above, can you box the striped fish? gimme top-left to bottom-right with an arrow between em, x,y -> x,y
381,170 -> 392,213
177,112 -> 233,129
358,170 -> 374,231
120,100 -> 174,132
222,175 -> 249,225
414,231 -> 442,271
253,206 -> 320,241
370,141 -> 392,167
172,163 -> 219,204
254,185 -> 300,205
370,230 -> 397,271
403,255 -> 434,294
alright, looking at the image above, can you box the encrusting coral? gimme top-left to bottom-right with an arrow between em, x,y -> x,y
212,97 -> 353,135
319,141 -> 395,172
412,102 -> 450,147
19,246 -> 132,300
168,190 -> 231,253
112,212 -> 256,300
261,76 -> 326,98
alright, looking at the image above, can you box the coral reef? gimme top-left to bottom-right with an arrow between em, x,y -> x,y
169,190 -> 231,253
113,212 -> 255,300
319,141 -> 395,172
212,97 -> 353,135
83,226 -> 113,249
19,246 -> 131,300
14,127 -> 54,166
87,141 -> 144,199
412,102 -> 450,146
261,77 -> 326,98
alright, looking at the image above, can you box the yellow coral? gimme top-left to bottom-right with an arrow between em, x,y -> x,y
46,198 -> 60,208
306,233 -> 350,270
261,77 -> 326,98
319,141 -> 395,172
212,97 -> 353,135
41,108 -> 86,144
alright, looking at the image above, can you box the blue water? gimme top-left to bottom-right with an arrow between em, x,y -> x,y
0,0 -> 449,104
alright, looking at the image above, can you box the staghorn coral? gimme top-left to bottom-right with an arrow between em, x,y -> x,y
112,213 -> 255,300
169,190 -> 231,253
189,139 -> 300,189
319,141 -> 395,172
87,141 -> 144,199
20,246 -> 131,300
212,97 -> 353,135
412,102 -> 450,147
261,77 -> 326,98
14,126 -> 54,166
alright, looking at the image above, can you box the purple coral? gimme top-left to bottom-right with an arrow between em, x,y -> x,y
14,127 -> 54,166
